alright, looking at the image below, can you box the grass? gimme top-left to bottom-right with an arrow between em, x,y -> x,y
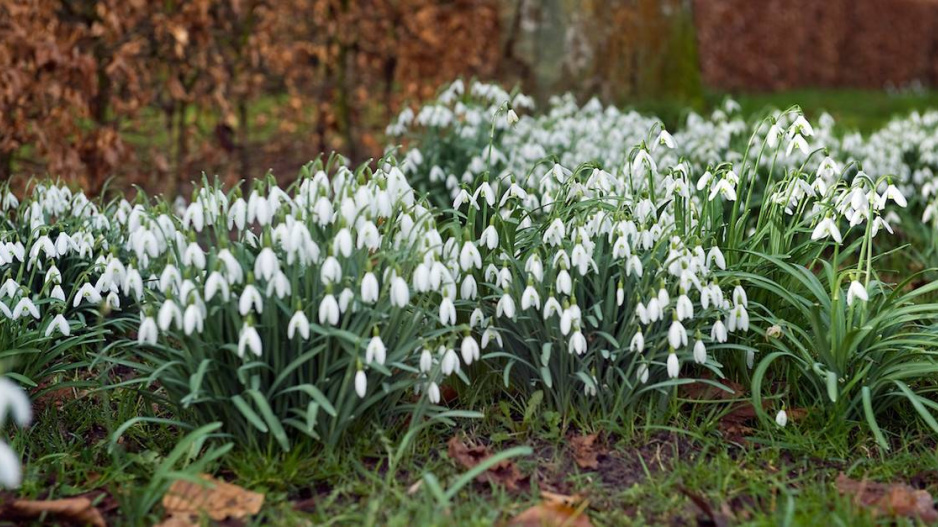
10,365 -> 938,526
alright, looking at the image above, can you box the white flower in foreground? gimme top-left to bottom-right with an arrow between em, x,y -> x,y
45,314 -> 70,338
630,331 -> 644,353
12,298 -> 39,320
775,409 -> 788,428
847,280 -> 868,306
461,335 -> 479,365
138,316 -> 159,345
811,216 -> 842,244
288,310 -> 310,341
667,353 -> 680,379
73,283 -> 102,307
366,335 -> 386,365
668,320 -> 688,349
238,285 -> 263,316
361,272 -> 379,304
521,285 -> 540,310
637,363 -> 649,384
355,370 -> 367,398
420,349 -> 433,373
390,277 -> 410,307
569,330 -> 586,355
237,323 -> 262,357
506,109 -> 519,126
0,377 -> 32,426
496,293 -> 516,319
0,442 -> 21,489
883,184 -> 907,208
693,340 -> 707,364
319,294 -> 340,326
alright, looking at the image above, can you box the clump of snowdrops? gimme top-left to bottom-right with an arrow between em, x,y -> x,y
0,373 -> 31,488
121,158 -> 478,450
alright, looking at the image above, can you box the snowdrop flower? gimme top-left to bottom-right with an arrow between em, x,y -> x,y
479,224 -> 499,250
319,294 -> 340,326
45,314 -> 70,337
237,322 -> 262,357
321,256 -> 342,285
390,277 -> 410,307
728,304 -> 750,332
883,184 -> 907,208
460,274 -> 478,300
711,319 -> 728,343
138,316 -> 159,345
238,284 -> 263,315
847,280 -> 868,306
543,296 -> 561,319
205,272 -> 230,302
158,299 -> 183,331
461,335 -> 480,365
12,298 -> 39,320
73,283 -> 102,307
354,370 -> 368,398
775,409 -> 788,428
668,320 -> 688,349
254,247 -> 280,281
0,442 -> 22,489
506,109 -> 519,126
473,180 -> 496,207
616,283 -> 625,306
786,134 -> 809,157
693,340 -> 707,364
637,363 -> 650,384
439,297 -> 457,326
569,330 -> 587,355
183,303 -> 204,335
676,294 -> 694,321
361,272 -> 379,304
630,331 -> 644,353
811,216 -> 842,243
543,219 -> 565,246
667,352 -> 680,379
288,310 -> 310,340
521,284 -> 541,310
496,293 -> 516,319
420,348 -> 433,373
441,347 -> 460,375
366,335 -> 387,365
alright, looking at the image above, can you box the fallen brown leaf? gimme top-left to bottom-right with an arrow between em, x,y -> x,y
0,497 -> 107,527
158,474 -> 264,526
836,473 -> 938,522
569,434 -> 605,470
447,436 -> 527,491
507,492 -> 591,527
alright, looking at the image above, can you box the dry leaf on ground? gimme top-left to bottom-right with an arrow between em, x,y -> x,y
158,474 -> 264,526
569,434 -> 606,470
836,473 -> 938,521
447,436 -> 527,491
506,492 -> 591,527
0,496 -> 107,527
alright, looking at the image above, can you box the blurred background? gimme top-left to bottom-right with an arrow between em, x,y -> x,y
2,0 -> 937,195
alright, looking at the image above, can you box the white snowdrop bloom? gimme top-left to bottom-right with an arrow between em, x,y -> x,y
506,108 -> 519,126
320,256 -> 342,285
356,221 -> 380,250
469,308 -> 484,328
521,285 -> 541,310
12,298 -> 39,320
624,331 -> 643,357
287,310 -> 310,341
473,180 -> 496,207
50,285 -> 66,302
635,302 -> 649,325
668,320 -> 688,349
183,303 -> 205,335
728,304 -> 750,332
459,242 -> 482,271
420,348 -> 433,373
667,353 -> 680,379
228,198 -> 248,230
655,129 -> 675,150
733,285 -> 748,307
775,409 -> 788,428
254,247 -> 280,281
707,247 -> 726,270
569,330 -> 587,355
123,269 -> 144,301
676,295 -> 694,321
183,202 -> 205,232
496,293 -> 516,319
543,296 -> 562,320
0,377 -> 32,427
439,297 -> 457,326
361,272 -> 379,304
637,363 -> 650,384
390,277 -> 410,307
266,272 -> 291,299
847,280 -> 869,306
0,442 -> 22,489
0,279 -> 18,298
205,272 -> 231,302
318,294 -> 340,326
693,340 -> 707,364
237,322 -> 262,358
334,228 -> 353,258
461,335 -> 480,365
73,283 -> 102,307
556,269 -> 572,295
626,255 -> 643,277
366,335 -> 387,366
460,274 -> 478,300
217,249 -> 244,284
711,319 -> 728,343
428,382 -> 441,404
453,188 -> 474,209
543,219 -> 565,246
479,224 -> 499,250
138,316 -> 159,345
709,178 -> 737,202
481,326 -> 502,349
525,254 -> 544,282
44,314 -> 70,338
647,298 -> 662,322
786,134 -> 809,157
441,347 -> 460,375
238,285 -> 263,316
811,216 -> 842,243
158,299 -> 183,331
883,184 -> 907,208
617,284 -> 625,307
